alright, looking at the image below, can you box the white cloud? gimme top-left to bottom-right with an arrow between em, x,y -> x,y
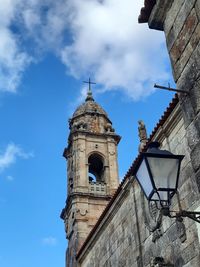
0,0 -> 31,93
60,0 -> 170,100
0,143 -> 33,172
0,28 -> 31,92
0,0 -> 68,92
42,236 -> 57,246
0,0 -> 171,100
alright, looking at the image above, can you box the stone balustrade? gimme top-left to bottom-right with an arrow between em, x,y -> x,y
89,181 -> 106,194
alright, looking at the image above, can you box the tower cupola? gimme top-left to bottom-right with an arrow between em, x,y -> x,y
69,89 -> 117,136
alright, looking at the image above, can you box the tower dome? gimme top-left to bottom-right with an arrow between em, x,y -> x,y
69,89 -> 115,135
72,95 -> 108,119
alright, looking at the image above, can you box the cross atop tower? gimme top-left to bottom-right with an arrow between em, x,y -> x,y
83,77 -> 96,91
83,78 -> 96,101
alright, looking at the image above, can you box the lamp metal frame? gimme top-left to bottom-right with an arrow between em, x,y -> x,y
135,142 -> 200,223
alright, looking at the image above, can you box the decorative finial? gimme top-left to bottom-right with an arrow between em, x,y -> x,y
138,120 -> 148,152
83,78 -> 96,101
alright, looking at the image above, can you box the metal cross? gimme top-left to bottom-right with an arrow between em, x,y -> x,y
83,78 -> 96,91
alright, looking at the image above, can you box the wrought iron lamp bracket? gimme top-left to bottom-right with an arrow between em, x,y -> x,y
161,208 -> 200,223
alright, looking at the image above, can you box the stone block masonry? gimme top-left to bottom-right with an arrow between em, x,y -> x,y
146,0 -> 200,192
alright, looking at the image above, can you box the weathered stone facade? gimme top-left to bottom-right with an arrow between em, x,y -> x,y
77,101 -> 200,267
61,90 -> 121,267
147,0 -> 200,191
61,1 -> 200,266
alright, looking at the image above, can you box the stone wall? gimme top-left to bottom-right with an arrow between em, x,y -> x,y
149,0 -> 200,191
78,181 -> 137,267
77,104 -> 200,267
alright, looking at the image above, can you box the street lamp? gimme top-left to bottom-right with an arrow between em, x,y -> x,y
135,142 -> 200,223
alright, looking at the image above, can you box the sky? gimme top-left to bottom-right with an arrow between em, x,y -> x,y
0,1 -> 176,266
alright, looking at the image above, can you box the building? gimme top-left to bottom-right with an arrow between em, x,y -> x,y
61,87 -> 121,266
61,1 -> 200,266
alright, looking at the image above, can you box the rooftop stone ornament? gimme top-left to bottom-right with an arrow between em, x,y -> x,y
138,120 -> 148,152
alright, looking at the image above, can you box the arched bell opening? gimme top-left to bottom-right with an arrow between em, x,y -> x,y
88,153 -> 105,183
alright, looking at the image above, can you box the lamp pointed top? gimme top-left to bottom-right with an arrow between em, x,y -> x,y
83,78 -> 96,101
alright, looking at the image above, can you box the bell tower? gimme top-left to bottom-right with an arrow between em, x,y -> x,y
61,84 -> 121,267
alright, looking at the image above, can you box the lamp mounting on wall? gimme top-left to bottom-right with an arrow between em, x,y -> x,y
134,142 -> 200,223
154,83 -> 189,95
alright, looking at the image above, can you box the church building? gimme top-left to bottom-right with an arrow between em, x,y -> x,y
61,0 -> 200,266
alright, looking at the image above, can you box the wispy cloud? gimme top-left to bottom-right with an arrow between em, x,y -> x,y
0,0 -> 31,93
6,175 -> 14,182
0,143 -> 33,172
42,236 -> 57,246
0,0 -> 171,100
0,28 -> 31,93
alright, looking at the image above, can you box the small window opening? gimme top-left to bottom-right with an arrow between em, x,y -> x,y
88,153 -> 104,183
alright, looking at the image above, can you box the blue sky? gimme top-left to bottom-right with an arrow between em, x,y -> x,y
0,1 -> 175,266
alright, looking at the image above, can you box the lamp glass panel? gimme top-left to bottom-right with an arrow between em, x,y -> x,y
147,157 -> 179,192
151,191 -> 169,202
136,159 -> 153,197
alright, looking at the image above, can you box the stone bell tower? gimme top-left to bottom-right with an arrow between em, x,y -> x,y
61,83 -> 121,267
